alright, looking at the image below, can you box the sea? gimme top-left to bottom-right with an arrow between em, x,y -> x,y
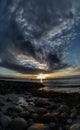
39,76 -> 80,93
0,76 -> 80,93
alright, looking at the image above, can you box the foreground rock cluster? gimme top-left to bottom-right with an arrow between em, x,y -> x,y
0,92 -> 80,130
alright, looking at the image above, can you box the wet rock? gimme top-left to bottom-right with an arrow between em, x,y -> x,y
71,108 -> 77,114
35,98 -> 49,107
35,107 -> 48,115
70,108 -> 77,119
0,100 -> 5,106
40,113 -> 56,123
28,118 -> 34,125
19,111 -> 30,120
76,115 -> 80,120
7,106 -> 23,114
57,105 -> 70,113
76,104 -> 80,114
69,123 -> 80,130
31,113 -> 39,121
28,123 -> 49,130
29,102 -> 35,106
54,98 -> 63,103
0,115 -> 11,128
10,117 -> 28,130
58,112 -> 68,123
48,103 -> 57,110
6,97 -> 12,102
60,112 -> 68,118
49,122 -> 57,130
67,119 -> 72,124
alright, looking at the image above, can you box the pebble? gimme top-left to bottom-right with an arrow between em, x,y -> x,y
70,108 -> 77,119
70,123 -> 80,130
27,123 -> 50,130
57,104 -> 70,113
40,112 -> 56,123
35,107 -> 48,115
0,92 -> 80,130
0,115 -> 11,128
31,113 -> 39,120
10,117 -> 28,130
19,111 -> 30,120
7,106 -> 23,113
67,119 -> 72,124
49,122 -> 57,129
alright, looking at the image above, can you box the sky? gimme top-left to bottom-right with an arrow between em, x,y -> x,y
0,0 -> 80,79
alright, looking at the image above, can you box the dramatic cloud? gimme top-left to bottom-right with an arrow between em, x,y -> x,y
0,0 -> 80,74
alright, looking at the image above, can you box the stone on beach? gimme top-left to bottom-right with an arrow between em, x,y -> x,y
0,115 -> 11,128
19,111 -> 30,120
70,123 -> 80,130
40,112 -> 56,123
57,104 -> 70,113
10,117 -> 28,130
27,123 -> 49,130
34,107 -> 48,115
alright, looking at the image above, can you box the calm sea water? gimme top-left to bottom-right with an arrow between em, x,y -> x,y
39,77 -> 80,93
1,77 -> 80,93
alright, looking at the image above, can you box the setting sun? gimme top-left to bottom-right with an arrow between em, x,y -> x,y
37,74 -> 47,82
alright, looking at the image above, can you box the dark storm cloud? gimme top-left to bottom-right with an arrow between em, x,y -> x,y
20,41 -> 35,57
0,61 -> 46,74
0,0 -> 80,74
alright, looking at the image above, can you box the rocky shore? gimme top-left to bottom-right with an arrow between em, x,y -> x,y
0,80 -> 80,130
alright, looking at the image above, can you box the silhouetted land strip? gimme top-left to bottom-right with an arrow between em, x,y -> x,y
0,79 -> 44,94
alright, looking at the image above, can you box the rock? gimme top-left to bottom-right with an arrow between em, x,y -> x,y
28,119 -> 34,125
31,113 -> 39,120
6,98 -> 12,102
29,102 -> 35,106
76,115 -> 80,120
48,103 -> 57,110
57,105 -> 70,113
71,108 -> 77,114
19,111 -> 30,120
35,107 -> 48,115
60,112 -> 68,118
7,106 -> 23,114
69,123 -> 80,130
70,113 -> 77,119
0,115 -> 11,128
70,108 -> 77,119
28,123 -> 49,130
67,119 -> 72,124
54,98 -> 63,103
49,122 -> 57,130
57,112 -> 68,123
0,100 -> 5,106
40,113 -> 56,123
10,117 -> 28,130
35,98 -> 49,107
76,104 -> 80,114
64,125 -> 70,130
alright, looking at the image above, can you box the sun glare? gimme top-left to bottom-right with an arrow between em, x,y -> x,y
37,74 -> 46,82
